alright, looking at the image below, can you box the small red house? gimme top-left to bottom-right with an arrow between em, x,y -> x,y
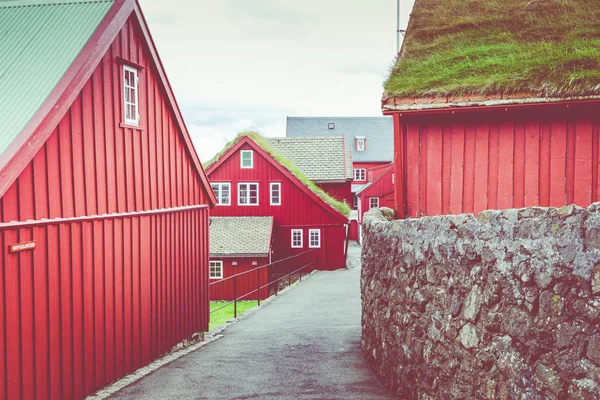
206,133 -> 350,271
356,164 -> 395,223
384,0 -> 600,218
209,216 -> 273,301
266,136 -> 353,205
0,1 -> 216,399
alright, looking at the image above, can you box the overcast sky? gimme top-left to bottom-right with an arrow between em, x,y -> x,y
141,0 -> 415,161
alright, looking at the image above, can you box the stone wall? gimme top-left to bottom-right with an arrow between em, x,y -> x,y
361,205 -> 600,399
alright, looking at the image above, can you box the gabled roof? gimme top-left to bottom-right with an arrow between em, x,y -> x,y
206,132 -> 350,221
384,0 -> 600,109
286,117 -> 393,163
210,217 -> 273,257
0,0 -> 217,207
265,136 -> 352,182
356,164 -> 394,197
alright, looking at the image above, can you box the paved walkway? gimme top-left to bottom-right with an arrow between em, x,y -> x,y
110,243 -> 394,400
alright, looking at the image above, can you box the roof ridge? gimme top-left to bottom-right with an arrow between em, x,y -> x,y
0,0 -> 113,9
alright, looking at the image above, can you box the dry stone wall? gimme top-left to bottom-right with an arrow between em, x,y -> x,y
361,205 -> 600,399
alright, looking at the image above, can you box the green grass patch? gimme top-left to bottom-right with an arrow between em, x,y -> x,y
208,301 -> 258,331
385,0 -> 600,98
205,131 -> 351,217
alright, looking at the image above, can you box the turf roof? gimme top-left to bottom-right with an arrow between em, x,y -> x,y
205,132 -> 351,218
384,0 -> 600,99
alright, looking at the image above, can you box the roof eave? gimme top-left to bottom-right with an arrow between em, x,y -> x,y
210,253 -> 270,258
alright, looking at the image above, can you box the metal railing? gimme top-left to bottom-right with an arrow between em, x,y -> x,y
209,249 -> 317,319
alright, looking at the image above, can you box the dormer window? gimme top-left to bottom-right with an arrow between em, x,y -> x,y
241,150 -> 253,168
355,137 -> 366,151
123,65 -> 139,125
328,123 -> 335,129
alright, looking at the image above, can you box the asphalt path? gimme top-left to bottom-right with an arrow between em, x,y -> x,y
109,243 -> 394,400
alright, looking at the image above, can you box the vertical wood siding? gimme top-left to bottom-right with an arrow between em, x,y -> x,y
209,258 -> 270,301
0,17 -> 211,400
358,166 -> 395,222
394,108 -> 600,217
209,143 -> 347,270
316,182 -> 352,205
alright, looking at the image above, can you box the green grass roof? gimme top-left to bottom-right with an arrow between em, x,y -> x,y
384,0 -> 600,99
205,132 -> 351,218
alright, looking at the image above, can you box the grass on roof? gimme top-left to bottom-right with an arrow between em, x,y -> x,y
204,131 -> 351,218
385,0 -> 600,98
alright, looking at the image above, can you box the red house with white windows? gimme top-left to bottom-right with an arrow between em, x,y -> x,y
356,164 -> 395,223
206,133 -> 350,271
0,1 -> 216,399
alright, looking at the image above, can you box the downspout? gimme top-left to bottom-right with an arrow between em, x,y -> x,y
344,221 -> 350,269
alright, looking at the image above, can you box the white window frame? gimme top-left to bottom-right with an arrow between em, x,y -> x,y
211,182 -> 231,206
356,137 -> 366,152
240,150 -> 254,169
309,229 -> 321,248
270,182 -> 281,206
123,65 -> 139,126
291,229 -> 303,248
369,197 -> 379,209
354,168 -> 366,181
238,182 -> 259,206
209,260 -> 223,279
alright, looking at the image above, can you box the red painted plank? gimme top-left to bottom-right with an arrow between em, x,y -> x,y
103,49 -> 118,215
58,115 -> 74,218
539,123 -> 551,207
426,124 -> 443,215
524,121 -> 540,206
170,121 -> 177,207
593,123 -> 599,203
4,227 -> 21,400
473,123 -> 489,213
512,123 -> 526,209
497,123 -> 514,209
133,131 -> 143,211
124,129 -> 136,212
47,225 -> 61,399
441,124 -> 453,214
82,222 -> 95,394
405,125 -> 420,217
131,217 -> 141,369
19,227 -> 35,400
59,223 -> 74,400
550,121 -> 567,207
46,131 -> 62,219
155,83 -> 165,210
147,71 -> 157,210
94,220 -> 106,388
113,219 -> 125,379
418,125 -> 428,217
71,223 -> 85,399
93,68 -> 108,216
140,216 -> 151,365
463,124 -> 476,213
32,146 -> 49,220
123,218 -> 133,373
104,220 -> 116,384
487,124 -> 500,209
449,123 -> 464,214
82,82 -> 98,216
71,96 -> 87,217
574,120 -> 593,206
0,232 -> 5,400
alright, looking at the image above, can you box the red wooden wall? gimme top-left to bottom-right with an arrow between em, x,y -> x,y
317,182 -> 352,205
352,162 -> 391,184
0,17 -> 211,400
391,104 -> 600,218
358,166 -> 394,222
209,258 -> 270,301
208,142 -> 347,270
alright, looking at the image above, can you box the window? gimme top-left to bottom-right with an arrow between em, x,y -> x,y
238,182 -> 259,205
211,182 -> 231,205
123,65 -> 139,125
355,137 -> 366,152
354,168 -> 366,181
270,182 -> 281,205
369,197 -> 379,209
291,229 -> 303,248
241,150 -> 253,168
353,195 -> 358,209
392,173 -> 395,184
209,260 -> 223,279
309,229 -> 321,248
328,123 -> 335,129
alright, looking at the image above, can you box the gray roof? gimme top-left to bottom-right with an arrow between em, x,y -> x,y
286,117 -> 394,163
266,136 -> 352,182
351,184 -> 368,193
210,217 -> 273,257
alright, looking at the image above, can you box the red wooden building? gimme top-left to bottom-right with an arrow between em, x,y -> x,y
356,164 -> 395,223
0,1 -> 216,399
209,216 -> 273,301
383,0 -> 600,218
206,133 -> 350,271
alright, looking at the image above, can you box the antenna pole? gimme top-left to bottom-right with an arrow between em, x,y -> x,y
396,0 -> 400,53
